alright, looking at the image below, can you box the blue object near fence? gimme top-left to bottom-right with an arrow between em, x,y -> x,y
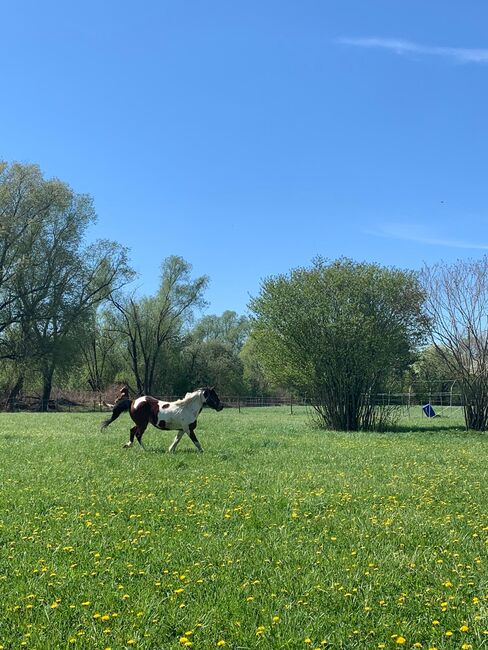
422,403 -> 437,418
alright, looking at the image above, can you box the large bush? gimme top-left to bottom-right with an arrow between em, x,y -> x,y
250,258 -> 427,430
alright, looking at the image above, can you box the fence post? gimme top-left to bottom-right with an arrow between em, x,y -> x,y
290,394 -> 293,415
238,396 -> 241,414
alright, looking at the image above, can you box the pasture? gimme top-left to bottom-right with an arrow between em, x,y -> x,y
0,407 -> 486,649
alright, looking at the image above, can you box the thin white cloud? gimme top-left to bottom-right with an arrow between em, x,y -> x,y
338,37 -> 488,64
366,223 -> 488,250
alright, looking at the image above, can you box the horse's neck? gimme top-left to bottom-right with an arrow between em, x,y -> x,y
180,390 -> 203,414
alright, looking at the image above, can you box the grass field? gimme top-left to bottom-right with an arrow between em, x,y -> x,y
0,407 -> 486,649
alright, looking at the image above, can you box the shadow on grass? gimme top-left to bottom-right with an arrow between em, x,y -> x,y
143,446 -> 202,455
391,422 -> 468,434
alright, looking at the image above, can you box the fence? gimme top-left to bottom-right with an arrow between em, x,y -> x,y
0,390 -> 465,415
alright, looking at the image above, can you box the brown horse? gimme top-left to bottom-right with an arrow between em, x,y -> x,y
101,387 -> 223,452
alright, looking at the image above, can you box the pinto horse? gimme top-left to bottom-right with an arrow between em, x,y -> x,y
100,387 -> 223,452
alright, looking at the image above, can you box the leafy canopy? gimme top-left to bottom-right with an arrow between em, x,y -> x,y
250,257 -> 427,430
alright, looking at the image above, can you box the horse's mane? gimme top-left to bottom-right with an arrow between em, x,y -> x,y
174,389 -> 203,406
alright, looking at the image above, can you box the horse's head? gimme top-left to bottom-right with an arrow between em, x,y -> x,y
202,387 -> 224,411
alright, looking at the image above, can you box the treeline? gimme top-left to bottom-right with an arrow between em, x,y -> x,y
3,161 -> 488,431
0,162 -> 267,410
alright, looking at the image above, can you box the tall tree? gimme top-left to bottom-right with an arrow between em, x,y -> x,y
78,309 -> 124,393
250,257 -> 427,431
111,256 -> 208,395
0,161 -> 69,359
4,163 -> 133,408
191,311 -> 250,353
422,257 -> 488,430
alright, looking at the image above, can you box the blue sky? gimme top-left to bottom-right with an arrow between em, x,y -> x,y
2,1 -> 488,315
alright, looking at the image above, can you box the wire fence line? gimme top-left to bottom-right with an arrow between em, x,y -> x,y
1,390 -> 466,414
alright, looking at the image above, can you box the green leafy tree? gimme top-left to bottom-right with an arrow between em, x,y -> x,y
3,163 -> 133,409
405,345 -> 458,403
77,308 -> 127,393
240,336 -> 272,396
111,256 -> 208,395
191,311 -> 250,353
0,161 -> 71,359
250,257 -> 427,430
182,339 -> 245,395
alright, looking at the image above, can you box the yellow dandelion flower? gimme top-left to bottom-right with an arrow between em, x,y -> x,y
81,601 -> 91,606
217,641 -> 226,647
460,625 -> 469,632
304,640 -> 312,645
50,602 -> 59,609
396,638 -> 406,645
461,645 -> 472,650
445,631 -> 453,637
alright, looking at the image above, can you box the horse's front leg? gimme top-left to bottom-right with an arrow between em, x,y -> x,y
124,425 -> 137,448
168,429 -> 184,453
187,421 -> 203,453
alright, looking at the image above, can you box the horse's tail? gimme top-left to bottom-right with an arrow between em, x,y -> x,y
100,399 -> 132,430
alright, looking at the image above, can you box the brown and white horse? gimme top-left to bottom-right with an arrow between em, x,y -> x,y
100,387 -> 223,452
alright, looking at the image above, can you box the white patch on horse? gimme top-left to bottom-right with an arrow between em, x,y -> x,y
133,396 -> 147,409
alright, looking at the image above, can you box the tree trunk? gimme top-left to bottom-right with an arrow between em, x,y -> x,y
6,374 -> 24,411
40,366 -> 54,412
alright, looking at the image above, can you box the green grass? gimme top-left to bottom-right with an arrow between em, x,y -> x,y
0,407 -> 486,649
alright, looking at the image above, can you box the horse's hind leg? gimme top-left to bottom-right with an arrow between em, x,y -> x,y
168,429 -> 184,453
135,422 -> 148,450
124,426 -> 138,449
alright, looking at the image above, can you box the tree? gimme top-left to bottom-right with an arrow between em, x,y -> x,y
111,256 -> 208,395
240,336 -> 272,396
0,161 -> 71,359
422,257 -> 488,430
182,339 -> 245,395
405,345 -> 457,404
178,310 -> 250,395
250,257 -> 427,431
3,163 -> 134,409
78,309 -> 125,393
191,311 -> 250,353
